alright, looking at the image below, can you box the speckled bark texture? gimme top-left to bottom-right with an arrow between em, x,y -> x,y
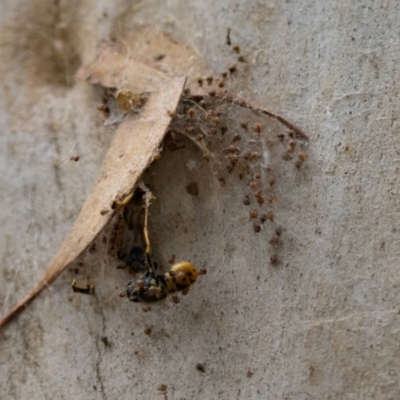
1,1 -> 399,399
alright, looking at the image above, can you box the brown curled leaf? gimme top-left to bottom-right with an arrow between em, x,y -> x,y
0,57 -> 186,329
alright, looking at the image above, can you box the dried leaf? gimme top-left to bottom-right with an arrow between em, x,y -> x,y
0,52 -> 186,329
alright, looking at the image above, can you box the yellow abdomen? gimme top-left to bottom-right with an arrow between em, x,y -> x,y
164,262 -> 199,293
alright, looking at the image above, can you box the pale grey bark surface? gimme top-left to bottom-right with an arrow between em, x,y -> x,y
1,1 -> 400,399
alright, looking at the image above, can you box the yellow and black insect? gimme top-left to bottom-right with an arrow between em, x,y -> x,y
121,185 -> 201,304
125,260 -> 199,303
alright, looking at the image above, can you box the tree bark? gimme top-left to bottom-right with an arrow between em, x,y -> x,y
1,1 -> 399,399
